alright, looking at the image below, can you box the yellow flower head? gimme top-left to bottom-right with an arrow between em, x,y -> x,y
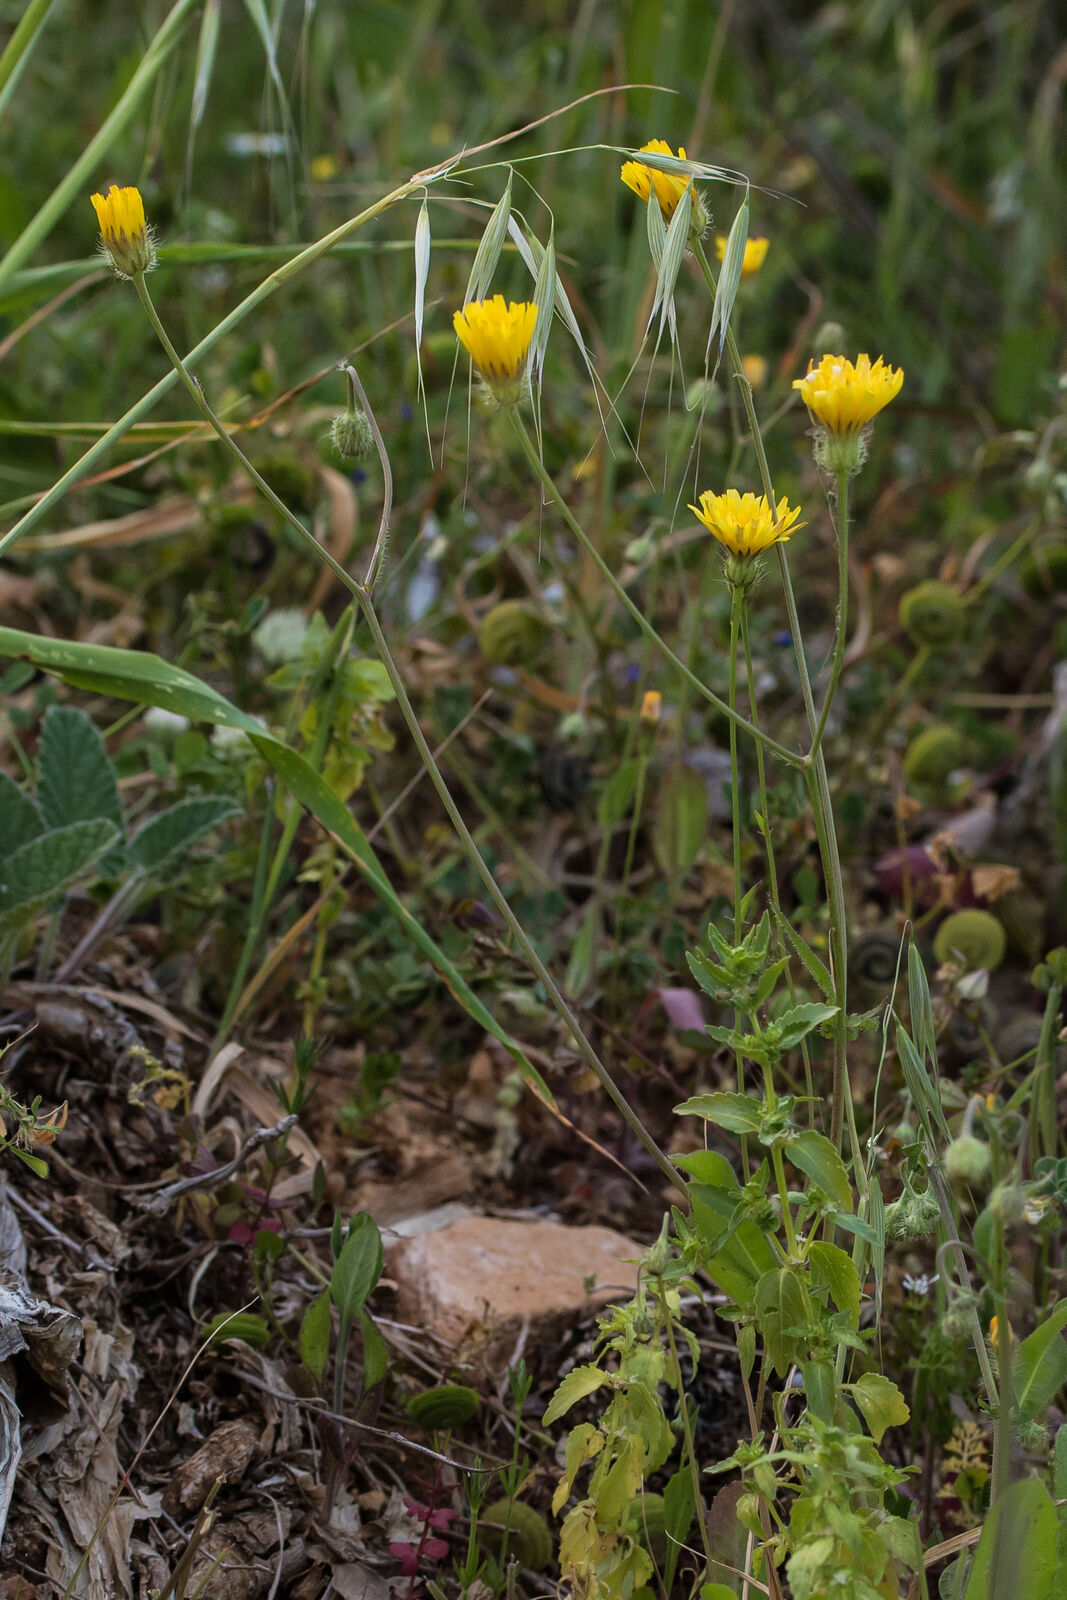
453,295 -> 538,406
620,140 -> 694,224
90,184 -> 155,278
793,353 -> 904,434
715,234 -> 769,277
689,489 -> 804,559
639,690 -> 662,725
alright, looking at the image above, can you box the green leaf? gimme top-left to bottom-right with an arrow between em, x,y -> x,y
961,1477 -> 1061,1600
808,1241 -> 862,1324
851,1373 -> 909,1444
675,1150 -> 740,1188
896,1019 -> 950,1143
204,1311 -> 272,1347
775,1001 -> 839,1049
542,1364 -> 607,1426
700,1587 -> 738,1600
598,757 -> 640,829
802,1359 -> 836,1425
754,1268 -> 813,1377
330,1213 -> 382,1320
662,1469 -> 695,1593
13,1148 -> 49,1179
0,770 -> 44,852
673,1092 -> 764,1134
1013,1298 -> 1067,1421
595,1434 -> 644,1525
0,817 -> 119,930
128,795 -> 240,877
37,706 -> 124,874
652,764 -> 709,877
565,902 -> 598,998
1054,1418 -> 1067,1499
0,627 -> 553,1104
299,1288 -> 331,1385
786,1129 -> 854,1213
907,937 -> 936,1059
361,1309 -> 388,1391
771,905 -> 835,1001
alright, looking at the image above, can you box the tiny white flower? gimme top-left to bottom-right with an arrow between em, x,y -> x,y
902,1273 -> 939,1297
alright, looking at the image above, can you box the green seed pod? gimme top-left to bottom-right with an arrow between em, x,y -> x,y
405,1384 -> 480,1430
933,909 -> 1007,973
624,1494 -> 668,1561
944,1134 -> 991,1187
904,724 -> 964,786
477,600 -> 551,667
884,1182 -> 940,1242
898,580 -> 966,648
479,1501 -> 554,1571
1020,543 -> 1067,598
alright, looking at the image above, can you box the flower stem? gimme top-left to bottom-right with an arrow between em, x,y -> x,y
808,470 -> 850,763
729,590 -> 743,939
133,275 -> 685,1197
692,237 -> 859,1174
507,412 -> 799,767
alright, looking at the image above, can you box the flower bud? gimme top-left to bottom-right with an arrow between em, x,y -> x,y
944,1134 -> 991,1187
329,407 -> 374,459
90,185 -> 156,278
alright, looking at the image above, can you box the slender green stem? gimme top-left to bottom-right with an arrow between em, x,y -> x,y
133,275 -> 684,1197
619,749 -> 650,896
692,237 -> 858,1170
508,413 -> 799,766
741,612 -> 815,1115
728,591 -> 744,938
808,471 -> 850,762
656,1280 -> 715,1578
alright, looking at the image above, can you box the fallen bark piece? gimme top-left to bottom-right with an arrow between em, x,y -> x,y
389,1215 -> 643,1369
162,1417 -> 260,1515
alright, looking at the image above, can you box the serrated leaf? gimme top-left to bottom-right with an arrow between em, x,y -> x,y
0,817 -> 119,930
0,770 -> 44,852
851,1373 -> 909,1444
299,1288 -> 331,1385
772,904 -> 835,1001
674,1092 -> 764,1134
330,1213 -> 382,1320
775,1001 -> 839,1049
1013,1298 -> 1067,1421
542,1364 -> 607,1426
128,795 -> 240,878
361,1309 -> 388,1391
0,627 -> 553,1104
786,1129 -> 854,1212
37,706 -> 124,875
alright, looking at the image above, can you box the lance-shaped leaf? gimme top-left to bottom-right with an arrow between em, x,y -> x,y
463,170 -> 513,306
1013,1298 -> 1067,1421
413,197 -> 431,354
707,196 -> 749,359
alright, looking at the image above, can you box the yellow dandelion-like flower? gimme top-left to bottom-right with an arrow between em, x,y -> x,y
689,489 -> 804,559
793,353 -> 904,434
620,139 -> 694,224
90,184 -> 156,278
715,234 -> 769,278
639,690 -> 662,725
453,296 -> 538,406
